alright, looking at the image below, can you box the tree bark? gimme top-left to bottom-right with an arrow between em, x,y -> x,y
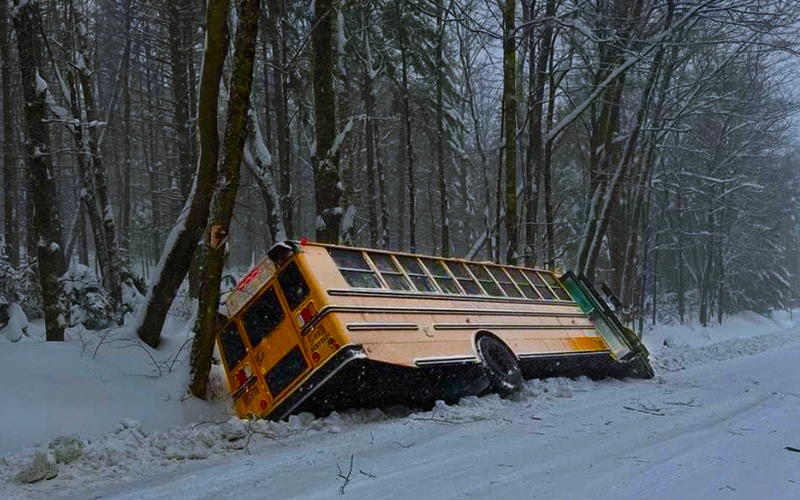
12,0 -> 68,341
191,0 -> 260,399
312,0 -> 342,243
166,0 -> 194,204
363,5 -> 378,248
436,0 -> 451,257
1,0 -> 18,268
397,0 -> 416,253
266,0 -> 293,239
136,0 -> 230,348
502,0 -> 517,264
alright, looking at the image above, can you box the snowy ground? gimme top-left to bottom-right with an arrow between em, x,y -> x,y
2,309 -> 800,499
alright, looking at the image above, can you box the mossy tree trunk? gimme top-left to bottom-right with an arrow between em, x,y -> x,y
191,0 -> 261,400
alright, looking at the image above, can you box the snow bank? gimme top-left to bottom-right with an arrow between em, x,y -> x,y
1,309 -> 798,498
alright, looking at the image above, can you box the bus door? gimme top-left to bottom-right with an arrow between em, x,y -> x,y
558,272 -> 633,361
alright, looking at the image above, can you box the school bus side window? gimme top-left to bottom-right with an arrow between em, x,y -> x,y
278,260 -> 310,310
420,258 -> 462,294
396,255 -> 438,292
523,270 -> 555,300
446,261 -> 485,296
487,266 -> 523,298
467,263 -> 505,297
329,248 -> 382,289
241,287 -> 284,347
540,272 -> 572,300
368,253 -> 412,291
505,267 -> 541,299
220,325 -> 247,369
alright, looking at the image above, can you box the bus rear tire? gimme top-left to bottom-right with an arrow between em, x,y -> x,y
477,336 -> 523,398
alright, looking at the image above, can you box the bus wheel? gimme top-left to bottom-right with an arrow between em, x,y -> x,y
477,336 -> 523,397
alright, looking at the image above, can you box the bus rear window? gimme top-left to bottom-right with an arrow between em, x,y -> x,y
278,261 -> 311,310
242,287 -> 284,347
220,325 -> 247,369
265,346 -> 308,396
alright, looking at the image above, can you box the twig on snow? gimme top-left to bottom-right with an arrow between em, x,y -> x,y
359,469 -> 377,479
337,454 -> 354,494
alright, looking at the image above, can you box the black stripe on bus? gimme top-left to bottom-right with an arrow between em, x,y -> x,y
414,356 -> 478,367
432,323 -> 593,331
517,349 -> 609,359
346,323 -> 420,331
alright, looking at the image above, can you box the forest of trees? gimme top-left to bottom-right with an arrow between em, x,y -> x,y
3,0 -> 800,387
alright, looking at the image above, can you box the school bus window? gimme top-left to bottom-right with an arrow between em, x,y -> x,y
278,260 -> 310,310
396,255 -> 438,292
368,253 -> 412,291
540,272 -> 572,300
467,263 -> 504,297
505,267 -> 541,300
220,324 -> 247,369
523,269 -> 555,300
487,266 -> 523,298
265,346 -> 307,396
446,261 -> 485,296
329,248 -> 382,289
241,287 -> 284,346
420,258 -> 461,294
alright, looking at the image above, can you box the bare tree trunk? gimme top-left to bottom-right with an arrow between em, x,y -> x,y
397,0 -> 416,252
120,0 -> 133,253
191,0 -> 260,399
245,106 -> 286,242
12,0 -> 68,341
70,0 -> 124,313
435,0 -> 451,257
502,0 -> 517,264
136,0 -> 230,348
362,5 -> 378,248
376,122 -> 389,249
312,0 -> 342,243
1,0 -> 19,268
167,0 -> 194,204
266,0 -> 293,238
396,108 -> 406,250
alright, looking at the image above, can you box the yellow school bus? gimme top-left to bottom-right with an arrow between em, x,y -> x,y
215,240 -> 654,421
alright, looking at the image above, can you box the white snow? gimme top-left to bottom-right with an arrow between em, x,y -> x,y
1,310 -> 799,499
0,303 -> 28,342
35,70 -> 47,95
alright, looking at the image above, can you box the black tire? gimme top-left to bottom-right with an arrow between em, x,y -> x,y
477,336 -> 523,397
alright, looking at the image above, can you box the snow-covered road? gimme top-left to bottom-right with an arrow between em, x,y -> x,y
57,330 -> 800,500
3,315 -> 800,500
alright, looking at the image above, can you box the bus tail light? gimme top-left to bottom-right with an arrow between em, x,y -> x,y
233,365 -> 252,388
296,302 -> 317,327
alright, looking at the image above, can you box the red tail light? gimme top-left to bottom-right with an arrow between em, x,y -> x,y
233,365 -> 252,387
296,302 -> 317,327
